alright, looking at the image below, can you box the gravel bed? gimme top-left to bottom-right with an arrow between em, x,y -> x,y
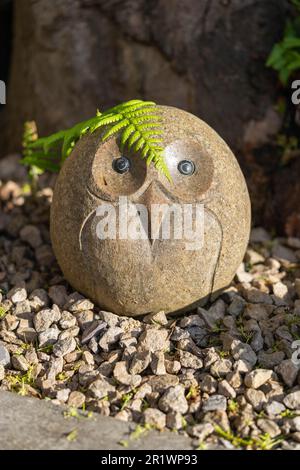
0,155 -> 300,449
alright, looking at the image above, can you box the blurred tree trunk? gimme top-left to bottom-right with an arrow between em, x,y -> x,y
2,0 -> 286,153
3,0 -> 298,234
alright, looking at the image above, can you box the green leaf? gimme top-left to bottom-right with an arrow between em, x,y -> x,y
127,130 -> 141,150
27,131 -> 65,150
131,115 -> 162,126
266,10 -> 300,84
102,119 -> 129,141
292,0 -> 300,13
62,132 -> 76,160
283,37 -> 300,48
120,101 -> 156,114
134,137 -> 146,152
266,44 -> 284,67
21,99 -> 171,180
105,99 -> 144,114
124,107 -> 158,119
120,124 -> 136,148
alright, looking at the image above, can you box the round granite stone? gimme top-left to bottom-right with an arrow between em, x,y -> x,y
51,106 -> 251,316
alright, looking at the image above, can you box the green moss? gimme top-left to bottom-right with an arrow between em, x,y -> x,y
214,425 -> 283,450
66,428 -> 78,442
63,407 -> 80,419
186,385 -> 200,400
5,365 -> 36,396
280,409 -> 297,419
227,399 -> 240,414
236,324 -> 254,344
119,439 -> 129,448
63,407 -> 93,420
56,372 -> 69,382
266,0 -> 300,85
0,304 -> 9,319
121,391 -> 134,410
130,423 -> 152,440
37,344 -> 54,354
197,442 -> 207,450
218,350 -> 230,359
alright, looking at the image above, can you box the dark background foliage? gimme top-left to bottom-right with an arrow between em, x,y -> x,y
0,0 -> 12,85
0,0 -> 299,235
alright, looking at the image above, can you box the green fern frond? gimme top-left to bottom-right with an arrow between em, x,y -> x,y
127,131 -> 141,149
147,138 -> 163,144
102,119 -> 129,141
22,157 -> 60,172
107,100 -> 155,114
134,137 -> 145,152
124,107 -> 158,119
90,114 -> 122,133
131,115 -> 162,125
22,99 -> 171,180
106,99 -> 144,113
141,144 -> 151,159
27,131 -> 65,152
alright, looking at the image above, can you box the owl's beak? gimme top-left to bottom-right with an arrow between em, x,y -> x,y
137,182 -> 171,244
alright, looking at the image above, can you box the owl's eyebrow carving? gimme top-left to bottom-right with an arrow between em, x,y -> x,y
79,208 -> 97,251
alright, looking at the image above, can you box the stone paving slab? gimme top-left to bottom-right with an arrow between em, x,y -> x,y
0,391 -> 193,450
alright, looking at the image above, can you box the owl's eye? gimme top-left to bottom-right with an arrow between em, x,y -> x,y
112,156 -> 131,174
177,160 -> 195,175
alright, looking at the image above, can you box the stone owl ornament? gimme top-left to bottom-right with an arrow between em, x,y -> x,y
37,101 -> 251,317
